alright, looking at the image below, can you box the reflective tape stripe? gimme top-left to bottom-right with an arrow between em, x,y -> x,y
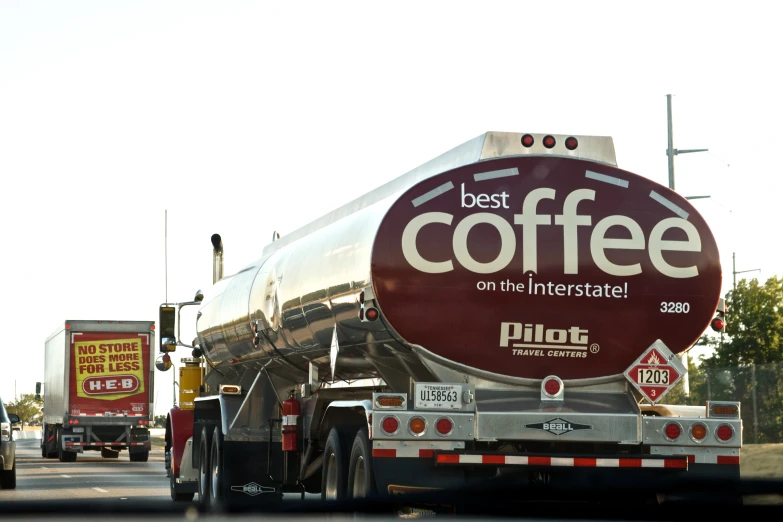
434,454 -> 689,469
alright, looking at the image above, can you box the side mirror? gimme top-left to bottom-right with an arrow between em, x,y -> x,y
160,305 -> 177,352
35,381 -> 42,401
8,413 -> 20,424
156,354 -> 173,372
194,290 -> 204,302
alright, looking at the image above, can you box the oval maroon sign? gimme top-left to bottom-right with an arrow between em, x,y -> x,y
371,156 -> 721,381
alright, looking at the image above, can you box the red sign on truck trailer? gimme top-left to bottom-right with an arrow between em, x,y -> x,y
70,333 -> 150,416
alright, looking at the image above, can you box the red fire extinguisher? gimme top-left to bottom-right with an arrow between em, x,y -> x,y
282,391 -> 300,452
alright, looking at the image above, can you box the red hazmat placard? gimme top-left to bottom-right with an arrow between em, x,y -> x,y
371,156 -> 721,381
69,332 -> 150,417
623,341 -> 686,404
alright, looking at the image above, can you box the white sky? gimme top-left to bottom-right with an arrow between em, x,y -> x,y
1,0 -> 780,414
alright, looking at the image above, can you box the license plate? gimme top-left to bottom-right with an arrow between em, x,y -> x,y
415,384 -> 462,410
72,427 -> 84,433
637,368 -> 670,385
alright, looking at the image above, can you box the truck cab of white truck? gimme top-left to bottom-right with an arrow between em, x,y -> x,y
161,131 -> 742,509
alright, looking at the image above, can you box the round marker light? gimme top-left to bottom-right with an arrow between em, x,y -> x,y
690,423 -> 708,442
365,308 -> 379,321
408,417 -> 426,436
543,135 -> 556,148
544,378 -> 561,396
521,134 -> 535,147
663,422 -> 681,441
711,318 -> 725,331
381,416 -> 399,435
436,417 -> 454,436
716,424 -> 734,442
565,137 -> 578,150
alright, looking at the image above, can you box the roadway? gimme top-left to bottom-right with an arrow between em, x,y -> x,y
1,438 -> 171,503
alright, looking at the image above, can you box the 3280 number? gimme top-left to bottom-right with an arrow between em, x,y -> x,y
660,302 -> 690,313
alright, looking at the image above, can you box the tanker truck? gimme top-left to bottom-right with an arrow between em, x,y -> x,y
161,131 -> 741,507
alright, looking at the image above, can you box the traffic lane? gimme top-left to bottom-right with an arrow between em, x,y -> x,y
1,439 -> 169,502
6,439 -> 316,503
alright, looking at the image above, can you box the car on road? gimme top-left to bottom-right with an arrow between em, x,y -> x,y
1,396 -> 18,489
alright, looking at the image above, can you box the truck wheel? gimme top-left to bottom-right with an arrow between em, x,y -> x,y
129,451 -> 149,462
171,473 -> 195,502
209,427 -> 225,504
43,427 -> 57,458
321,426 -> 354,501
347,428 -> 376,499
197,428 -> 212,506
101,448 -> 120,459
0,460 -> 16,489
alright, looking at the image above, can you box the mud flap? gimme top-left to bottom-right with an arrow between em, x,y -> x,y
220,439 -> 283,506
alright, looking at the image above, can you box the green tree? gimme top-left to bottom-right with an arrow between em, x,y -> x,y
154,415 -> 166,428
701,276 -> 783,443
707,276 -> 783,366
6,393 -> 43,427
664,344 -> 709,406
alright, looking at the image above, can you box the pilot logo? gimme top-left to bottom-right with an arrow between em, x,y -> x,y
231,482 -> 276,496
525,417 -> 592,436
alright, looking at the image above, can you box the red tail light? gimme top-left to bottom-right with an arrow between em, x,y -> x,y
544,378 -> 561,396
381,416 -> 399,435
436,417 -> 454,436
663,422 -> 681,441
543,135 -> 556,148
521,134 -> 534,147
716,424 -> 734,442
565,137 -> 578,150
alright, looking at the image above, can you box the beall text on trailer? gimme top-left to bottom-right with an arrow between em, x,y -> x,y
160,131 -> 740,507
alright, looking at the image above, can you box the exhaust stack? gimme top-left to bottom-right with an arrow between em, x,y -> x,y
211,234 -> 223,284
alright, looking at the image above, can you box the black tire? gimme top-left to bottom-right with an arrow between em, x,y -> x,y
321,426 -> 356,501
347,428 -> 376,499
129,450 -> 149,462
101,448 -> 120,459
43,427 -> 57,458
0,460 -> 16,490
209,426 -> 225,505
197,428 -> 212,506
171,473 -> 195,502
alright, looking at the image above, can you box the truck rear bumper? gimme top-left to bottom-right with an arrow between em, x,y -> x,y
371,450 -> 741,499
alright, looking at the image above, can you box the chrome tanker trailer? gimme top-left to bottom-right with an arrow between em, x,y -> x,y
161,131 -> 741,508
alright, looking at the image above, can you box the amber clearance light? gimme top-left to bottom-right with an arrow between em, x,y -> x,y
408,417 -> 427,436
690,423 -> 708,442
376,395 -> 405,408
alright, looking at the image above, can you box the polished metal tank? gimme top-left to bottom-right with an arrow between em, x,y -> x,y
195,132 -> 721,394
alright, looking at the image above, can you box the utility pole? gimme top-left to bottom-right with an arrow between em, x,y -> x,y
667,94 -> 709,398
666,94 -> 709,191
732,252 -> 760,293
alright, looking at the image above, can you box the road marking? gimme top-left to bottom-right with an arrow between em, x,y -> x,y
41,466 -> 48,469
93,487 -> 109,493
61,474 -> 72,478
